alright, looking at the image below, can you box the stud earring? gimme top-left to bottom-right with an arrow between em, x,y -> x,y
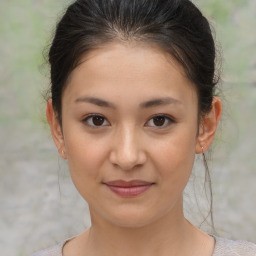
201,146 -> 204,154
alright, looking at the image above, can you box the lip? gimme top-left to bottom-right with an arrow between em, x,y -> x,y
103,180 -> 154,197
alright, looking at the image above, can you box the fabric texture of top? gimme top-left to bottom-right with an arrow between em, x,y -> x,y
32,236 -> 256,256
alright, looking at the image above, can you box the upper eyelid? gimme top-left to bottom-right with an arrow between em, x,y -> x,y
83,113 -> 106,120
147,113 -> 174,120
146,113 -> 175,122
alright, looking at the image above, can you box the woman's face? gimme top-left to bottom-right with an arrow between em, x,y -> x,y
53,42 -> 204,228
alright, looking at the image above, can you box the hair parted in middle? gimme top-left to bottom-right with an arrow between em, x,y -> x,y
48,0 -> 220,233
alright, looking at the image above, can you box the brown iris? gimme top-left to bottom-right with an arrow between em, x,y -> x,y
92,116 -> 105,126
152,116 -> 166,126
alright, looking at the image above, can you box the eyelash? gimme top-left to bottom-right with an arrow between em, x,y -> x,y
82,114 -> 175,129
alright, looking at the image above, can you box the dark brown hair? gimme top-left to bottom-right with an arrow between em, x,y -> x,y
48,0 -> 220,232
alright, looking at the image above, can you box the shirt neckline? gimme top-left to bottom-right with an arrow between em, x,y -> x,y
60,235 -> 219,256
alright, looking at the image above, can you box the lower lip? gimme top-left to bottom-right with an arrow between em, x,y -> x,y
105,184 -> 152,197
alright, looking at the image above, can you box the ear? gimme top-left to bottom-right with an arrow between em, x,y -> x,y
46,99 -> 67,159
195,97 -> 222,154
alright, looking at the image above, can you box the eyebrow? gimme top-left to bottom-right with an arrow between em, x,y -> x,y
75,96 -> 182,109
75,97 -> 116,108
139,97 -> 182,108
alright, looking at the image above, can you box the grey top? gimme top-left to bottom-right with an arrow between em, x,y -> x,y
32,236 -> 256,256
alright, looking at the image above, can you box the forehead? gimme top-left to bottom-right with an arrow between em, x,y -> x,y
63,42 -> 197,107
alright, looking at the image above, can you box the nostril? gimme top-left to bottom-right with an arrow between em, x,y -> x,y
109,150 -> 147,171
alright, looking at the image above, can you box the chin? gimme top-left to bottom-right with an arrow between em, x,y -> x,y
102,206 -> 163,229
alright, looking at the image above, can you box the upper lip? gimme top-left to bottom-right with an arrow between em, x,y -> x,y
103,180 -> 154,187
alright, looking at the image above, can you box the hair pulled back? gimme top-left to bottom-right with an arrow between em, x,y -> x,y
49,0 -> 219,123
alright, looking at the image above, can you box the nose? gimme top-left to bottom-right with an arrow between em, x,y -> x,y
109,125 -> 147,171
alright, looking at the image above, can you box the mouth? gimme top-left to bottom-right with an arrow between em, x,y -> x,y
103,180 -> 155,197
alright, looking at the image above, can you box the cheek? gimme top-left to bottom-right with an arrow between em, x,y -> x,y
151,127 -> 197,187
64,135 -> 110,204
64,130 -> 109,185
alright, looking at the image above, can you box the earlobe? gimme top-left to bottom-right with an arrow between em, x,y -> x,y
195,97 -> 222,154
46,99 -> 67,159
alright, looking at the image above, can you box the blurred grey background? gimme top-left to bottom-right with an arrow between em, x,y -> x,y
0,0 -> 255,255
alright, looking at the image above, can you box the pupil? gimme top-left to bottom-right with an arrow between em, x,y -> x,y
153,116 -> 165,126
93,116 -> 104,126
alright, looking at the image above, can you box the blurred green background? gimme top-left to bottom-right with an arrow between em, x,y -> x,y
0,0 -> 255,255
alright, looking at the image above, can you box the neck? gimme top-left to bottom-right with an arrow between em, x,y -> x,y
63,198 -> 215,256
82,200 -> 205,256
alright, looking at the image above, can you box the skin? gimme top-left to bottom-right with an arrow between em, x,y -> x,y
47,42 -> 222,256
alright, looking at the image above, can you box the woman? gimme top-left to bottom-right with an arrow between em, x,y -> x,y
33,0 -> 256,255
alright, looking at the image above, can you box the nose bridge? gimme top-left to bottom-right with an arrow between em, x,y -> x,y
110,123 -> 146,170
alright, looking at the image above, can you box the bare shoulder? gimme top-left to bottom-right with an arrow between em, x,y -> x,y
213,236 -> 256,256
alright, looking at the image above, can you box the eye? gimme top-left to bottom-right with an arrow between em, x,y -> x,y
82,114 -> 110,128
146,114 -> 174,128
